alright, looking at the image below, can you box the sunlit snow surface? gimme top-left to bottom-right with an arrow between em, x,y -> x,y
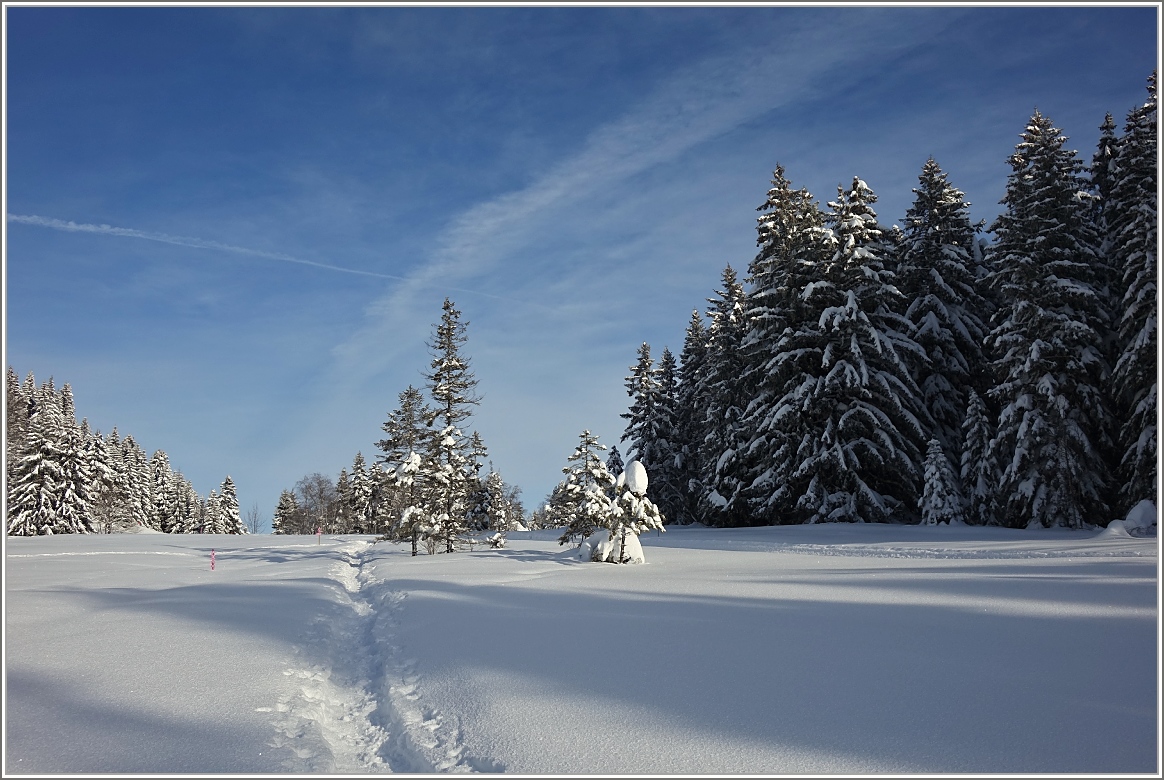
5,524 -> 1158,774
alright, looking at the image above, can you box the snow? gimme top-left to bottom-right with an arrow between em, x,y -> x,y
4,523 -> 1158,774
1125,499 -> 1157,534
623,459 -> 648,495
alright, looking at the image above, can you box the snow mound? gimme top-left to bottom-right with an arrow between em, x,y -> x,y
1123,500 -> 1156,535
1098,520 -> 1131,538
579,529 -> 646,564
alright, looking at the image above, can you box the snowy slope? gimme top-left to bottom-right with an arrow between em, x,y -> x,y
4,524 -> 1158,774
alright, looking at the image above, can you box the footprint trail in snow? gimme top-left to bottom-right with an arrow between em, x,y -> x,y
265,539 -> 493,773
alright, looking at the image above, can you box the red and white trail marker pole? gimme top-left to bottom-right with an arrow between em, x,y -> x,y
316,527 -> 322,545
211,549 -> 216,571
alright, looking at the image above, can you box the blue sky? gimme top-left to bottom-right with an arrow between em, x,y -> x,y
5,6 -> 1158,529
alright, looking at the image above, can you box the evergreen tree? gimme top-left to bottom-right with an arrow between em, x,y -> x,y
1108,73 -> 1158,515
335,468 -> 352,532
606,445 -> 624,482
737,165 -> 828,523
606,460 -> 666,563
205,490 -> 222,534
377,385 -> 434,554
769,177 -> 927,524
985,111 -> 1113,529
621,343 -> 679,516
553,430 -> 616,547
674,310 -> 709,524
960,390 -> 999,526
920,438 -> 964,525
272,489 -> 301,535
424,299 -> 480,553
219,476 -> 243,534
349,452 -> 373,534
698,265 -> 751,525
7,389 -> 84,535
897,159 -> 988,470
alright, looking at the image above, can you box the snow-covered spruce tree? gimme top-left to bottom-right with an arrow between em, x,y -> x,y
424,298 -> 480,553
606,444 -> 624,484
272,489 -> 300,535
349,452 -> 373,534
119,435 -> 153,529
960,390 -> 999,526
465,433 -> 491,532
738,165 -> 829,523
481,469 -> 516,534
204,490 -> 222,534
651,348 -> 685,522
697,265 -> 752,525
897,159 -> 989,471
621,343 -> 681,521
554,430 -> 616,547
770,177 -> 928,524
7,384 -> 91,535
377,384 -> 434,553
920,438 -> 964,526
335,468 -> 352,532
219,476 -> 244,534
148,450 -> 174,531
600,460 -> 665,564
674,310 -> 709,524
985,110 -> 1113,529
1090,111 -> 1123,334
6,366 -> 31,467
1108,72 -> 1158,515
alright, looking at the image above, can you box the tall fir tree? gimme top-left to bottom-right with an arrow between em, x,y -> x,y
1108,72 -> 1158,515
897,159 -> 988,472
424,299 -> 480,553
769,177 -> 927,524
674,310 -> 709,524
219,476 -> 244,534
738,165 -> 828,522
697,265 -> 751,525
985,111 -> 1113,529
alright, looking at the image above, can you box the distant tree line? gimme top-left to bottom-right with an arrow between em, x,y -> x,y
6,368 -> 244,535
272,299 -> 524,551
618,73 -> 1156,530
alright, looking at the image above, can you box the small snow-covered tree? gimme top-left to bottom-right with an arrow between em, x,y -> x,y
960,390 -> 998,526
920,438 -> 964,526
349,452 -> 374,534
601,460 -> 665,564
553,430 -> 616,547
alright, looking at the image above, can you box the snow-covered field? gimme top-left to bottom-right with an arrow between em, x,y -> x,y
4,523 -> 1158,774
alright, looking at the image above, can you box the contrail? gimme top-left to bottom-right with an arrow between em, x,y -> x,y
6,212 -> 544,308
6,213 -> 410,281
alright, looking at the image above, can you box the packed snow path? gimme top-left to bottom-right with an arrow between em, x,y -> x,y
4,524 -> 1158,774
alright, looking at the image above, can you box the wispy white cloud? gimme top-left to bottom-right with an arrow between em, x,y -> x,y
336,10 -> 957,370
